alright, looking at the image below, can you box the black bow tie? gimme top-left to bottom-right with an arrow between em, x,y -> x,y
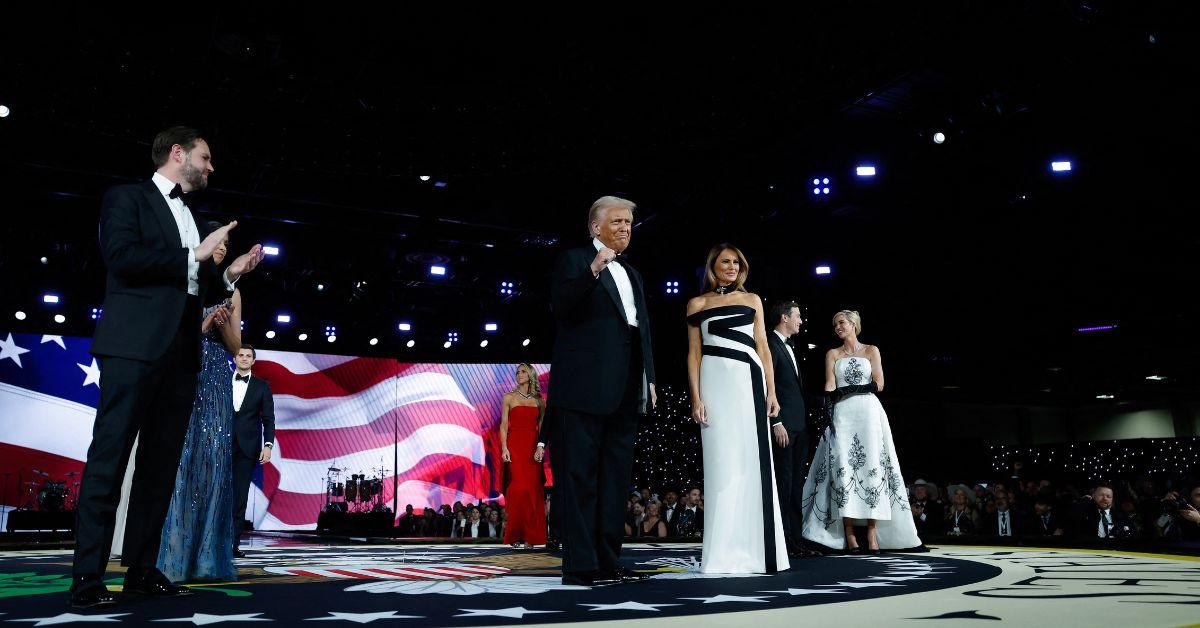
169,184 -> 186,199
235,374 -> 250,383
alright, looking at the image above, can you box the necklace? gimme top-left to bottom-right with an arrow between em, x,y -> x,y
842,342 -> 863,356
517,388 -> 533,399
715,283 -> 733,295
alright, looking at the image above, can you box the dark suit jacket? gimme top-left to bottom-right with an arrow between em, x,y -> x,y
766,331 -> 807,432
1030,511 -> 1065,536
1074,506 -> 1135,540
675,506 -> 704,537
234,375 -> 276,459
92,180 -> 229,366
549,244 -> 656,416
980,509 -> 1027,536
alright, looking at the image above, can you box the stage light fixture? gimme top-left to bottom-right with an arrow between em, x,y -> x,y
317,283 -> 325,292
522,338 -> 531,347
499,281 -> 515,296
443,341 -> 452,349
419,175 -> 431,182
933,132 -> 946,144
91,308 -> 102,320
1051,160 -> 1073,172
298,333 -> 308,341
407,340 -> 416,348
15,311 -> 26,320
815,266 -> 831,275
484,323 -> 498,332
42,294 -> 60,304
262,245 -> 280,256
664,281 -> 680,295
430,265 -> 447,276
480,340 -> 489,348
265,330 -> 276,339
40,257 -> 48,265
0,105 -> 10,118
398,323 -> 412,332
855,165 -> 877,177
369,337 -> 379,346
54,314 -> 66,324
277,314 -> 291,324
327,335 -> 337,343
325,325 -> 337,337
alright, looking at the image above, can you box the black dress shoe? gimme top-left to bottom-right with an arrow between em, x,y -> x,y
561,570 -> 621,587
232,549 -> 246,558
69,575 -> 116,609
123,568 -> 193,597
606,566 -> 651,582
545,539 -> 561,552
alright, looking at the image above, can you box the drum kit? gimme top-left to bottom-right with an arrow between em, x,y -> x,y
16,469 -> 80,512
324,463 -> 390,514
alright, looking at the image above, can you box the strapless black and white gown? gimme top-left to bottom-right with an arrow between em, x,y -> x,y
687,305 -> 789,574
801,356 -> 921,549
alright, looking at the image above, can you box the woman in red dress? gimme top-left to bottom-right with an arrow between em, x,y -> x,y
501,363 -> 548,548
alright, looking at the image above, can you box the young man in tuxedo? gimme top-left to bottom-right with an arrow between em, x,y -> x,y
71,126 -> 264,608
660,490 -> 682,536
548,196 -> 657,586
766,300 -> 815,557
230,345 -> 276,557
981,494 -> 1025,538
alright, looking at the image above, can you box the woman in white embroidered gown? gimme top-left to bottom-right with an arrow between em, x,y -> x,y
686,244 -> 789,574
801,310 -> 921,553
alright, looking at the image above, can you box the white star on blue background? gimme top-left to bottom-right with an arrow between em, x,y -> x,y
0,333 -> 31,368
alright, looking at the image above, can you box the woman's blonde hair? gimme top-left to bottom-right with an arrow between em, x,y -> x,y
832,309 -> 862,335
703,243 -> 750,293
511,363 -> 542,398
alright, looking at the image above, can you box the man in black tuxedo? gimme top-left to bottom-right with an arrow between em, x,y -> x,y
981,495 -> 1025,538
549,196 -> 656,586
766,300 -> 812,557
675,487 -> 704,538
71,126 -> 265,608
1031,494 -> 1065,536
660,490 -> 682,536
230,345 -> 276,557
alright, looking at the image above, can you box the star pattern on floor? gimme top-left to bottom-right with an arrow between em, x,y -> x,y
679,594 -> 774,604
579,601 -> 684,612
6,614 -> 129,626
452,607 -> 561,619
304,611 -> 425,623
152,613 -> 271,625
759,588 -> 849,596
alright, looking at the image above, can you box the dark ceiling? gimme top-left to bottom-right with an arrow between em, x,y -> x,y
1,3 -> 1195,408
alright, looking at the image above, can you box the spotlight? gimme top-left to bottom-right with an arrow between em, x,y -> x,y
480,340 -> 489,348
443,341 -> 452,349
1051,160 -> 1073,172
277,314 -> 291,324
327,335 -> 337,343
324,325 -> 337,337
812,177 -> 831,196
91,307 -> 102,320
419,175 -> 431,182
317,283 -> 325,292
932,131 -> 946,144
39,257 -> 48,265
42,294 -> 60,304
822,187 -> 830,195
484,323 -> 498,332
298,333 -> 308,341
265,330 -> 276,339
807,343 -> 817,350
54,314 -> 66,324
1096,394 -> 1114,400
262,245 -> 280,256
499,281 -> 515,296
447,331 -> 459,343
522,338 -> 531,347
15,311 -> 27,320
406,340 -> 416,348
398,322 -> 412,332
815,266 -> 832,275
664,281 -> 680,295
1146,375 -> 1167,381
433,181 -> 447,188
855,165 -> 877,177
430,265 -> 447,276
369,337 -> 379,346
0,105 -> 9,118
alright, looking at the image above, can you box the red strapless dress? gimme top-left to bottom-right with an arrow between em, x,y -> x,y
502,405 -> 547,545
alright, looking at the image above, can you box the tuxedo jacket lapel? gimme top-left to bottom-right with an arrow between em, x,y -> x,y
141,182 -> 184,249
598,267 -> 626,320
771,333 -> 800,384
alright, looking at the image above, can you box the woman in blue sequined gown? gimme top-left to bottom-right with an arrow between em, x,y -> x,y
156,230 -> 243,582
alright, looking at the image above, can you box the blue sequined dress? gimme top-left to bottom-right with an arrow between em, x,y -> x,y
157,309 -> 236,582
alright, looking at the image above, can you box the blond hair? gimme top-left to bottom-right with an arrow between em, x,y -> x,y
510,363 -> 543,398
587,196 -> 636,238
703,243 -> 750,293
833,309 -> 862,335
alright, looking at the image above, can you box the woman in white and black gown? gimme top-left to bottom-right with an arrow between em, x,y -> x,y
801,310 -> 921,553
686,244 -> 789,574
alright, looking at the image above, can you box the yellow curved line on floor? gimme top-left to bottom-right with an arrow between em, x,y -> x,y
930,544 -> 1200,563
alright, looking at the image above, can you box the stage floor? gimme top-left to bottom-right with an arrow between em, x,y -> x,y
0,537 -> 1197,626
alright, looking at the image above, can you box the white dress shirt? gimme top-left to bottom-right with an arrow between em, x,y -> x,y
152,172 -> 202,295
773,329 -> 799,377
468,521 -> 482,537
233,370 -> 251,412
151,172 -> 238,296
593,238 -> 638,326
1097,508 -> 1112,538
